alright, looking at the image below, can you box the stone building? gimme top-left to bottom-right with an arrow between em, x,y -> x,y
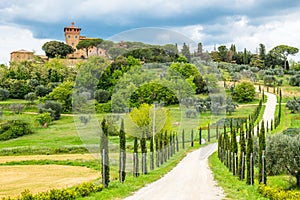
10,49 -> 34,62
64,22 -> 106,59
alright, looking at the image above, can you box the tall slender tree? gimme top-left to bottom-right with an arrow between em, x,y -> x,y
239,126 -> 246,180
101,118 -> 110,187
133,137 -> 139,177
140,133 -> 147,174
246,127 -> 254,185
119,119 -> 126,183
258,120 -> 267,184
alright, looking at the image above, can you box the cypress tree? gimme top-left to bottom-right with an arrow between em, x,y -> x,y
140,133 -> 147,174
133,137 -> 139,177
218,133 -> 222,160
175,133 -> 179,152
231,127 -> 238,175
199,127 -> 202,145
159,132 -> 163,165
119,119 -> 126,183
239,126 -> 246,180
155,134 -> 160,167
164,131 -> 168,161
191,129 -> 194,147
207,123 -> 210,142
182,129 -> 185,149
150,133 -> 154,170
246,127 -> 254,185
216,125 -> 219,139
100,118 -> 110,187
258,120 -> 267,184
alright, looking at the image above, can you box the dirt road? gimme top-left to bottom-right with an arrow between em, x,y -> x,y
254,91 -> 277,135
125,143 -> 224,200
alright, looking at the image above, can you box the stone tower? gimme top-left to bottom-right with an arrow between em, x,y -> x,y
64,22 -> 81,49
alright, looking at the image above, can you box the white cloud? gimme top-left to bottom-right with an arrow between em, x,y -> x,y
193,13 -> 300,60
0,25 -> 52,64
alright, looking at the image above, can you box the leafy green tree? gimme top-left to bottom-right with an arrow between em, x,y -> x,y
169,62 -> 200,79
129,103 -> 172,135
6,79 -> 30,99
130,82 -> 178,107
45,57 -> 76,83
76,38 -> 103,58
193,75 -> 207,94
163,44 -> 178,55
44,82 -> 74,112
100,118 -> 110,187
270,45 -> 299,70
218,45 -> 228,62
232,81 -> 256,103
266,133 -> 300,186
259,44 -> 266,61
42,41 -> 74,58
181,43 -> 191,61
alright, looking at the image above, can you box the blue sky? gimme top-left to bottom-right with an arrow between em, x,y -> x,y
1,0 -> 300,64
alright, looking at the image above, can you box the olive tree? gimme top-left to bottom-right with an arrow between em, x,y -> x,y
266,134 -> 300,186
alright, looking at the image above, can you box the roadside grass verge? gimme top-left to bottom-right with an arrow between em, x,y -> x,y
208,152 -> 267,200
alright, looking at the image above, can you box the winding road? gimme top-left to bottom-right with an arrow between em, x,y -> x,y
125,91 -> 277,200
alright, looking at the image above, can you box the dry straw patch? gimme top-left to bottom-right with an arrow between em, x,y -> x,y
0,154 -> 95,164
0,165 -> 99,198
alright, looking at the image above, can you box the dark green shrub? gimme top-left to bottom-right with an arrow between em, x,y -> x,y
35,85 -> 51,97
95,89 -> 110,103
38,101 -> 62,120
289,74 -> 300,86
0,120 -> 32,141
0,88 -> 10,100
24,92 -> 37,103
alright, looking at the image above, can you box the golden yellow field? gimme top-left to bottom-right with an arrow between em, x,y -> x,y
0,165 -> 99,198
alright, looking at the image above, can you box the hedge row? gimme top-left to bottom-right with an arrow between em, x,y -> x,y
258,184 -> 300,200
4,182 -> 103,200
